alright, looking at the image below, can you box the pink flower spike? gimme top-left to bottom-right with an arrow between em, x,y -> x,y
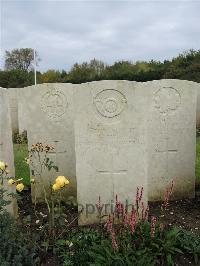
150,216 -> 157,238
144,205 -> 149,221
111,230 -> 118,251
141,202 -> 145,221
136,187 -> 139,204
106,215 -> 113,233
130,209 -> 136,234
139,187 -> 144,202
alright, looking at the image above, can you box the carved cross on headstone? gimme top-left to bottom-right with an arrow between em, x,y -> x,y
156,133 -> 178,179
49,140 -> 67,173
96,151 -> 128,199
97,169 -> 127,175
96,151 -> 127,175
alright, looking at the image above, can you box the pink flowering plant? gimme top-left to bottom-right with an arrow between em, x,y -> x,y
88,181 -> 183,265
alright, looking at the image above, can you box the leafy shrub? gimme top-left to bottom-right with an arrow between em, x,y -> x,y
55,228 -> 103,265
0,212 -> 39,266
54,225 -> 184,266
88,224 -> 182,266
55,185 -> 183,266
177,229 -> 200,264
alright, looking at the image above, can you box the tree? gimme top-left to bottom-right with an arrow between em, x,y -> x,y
0,69 -> 35,88
68,59 -> 106,83
40,70 -> 62,83
4,48 -> 40,72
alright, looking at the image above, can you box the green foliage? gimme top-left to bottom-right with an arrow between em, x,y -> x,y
39,69 -> 63,83
164,50 -> 200,82
88,223 -> 182,266
0,69 -> 36,88
54,228 -> 103,265
177,229 -> 200,264
68,59 -> 106,83
1,49 -> 200,87
0,212 -> 38,266
54,224 -> 185,266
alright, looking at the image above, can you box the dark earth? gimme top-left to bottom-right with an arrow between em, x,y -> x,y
17,188 -> 200,266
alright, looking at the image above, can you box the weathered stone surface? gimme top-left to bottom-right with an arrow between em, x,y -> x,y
74,80 -> 148,225
197,84 -> 200,127
17,80 -> 198,223
18,87 -> 28,134
0,87 -> 17,216
146,80 -> 197,201
7,88 -> 19,134
20,84 -> 76,202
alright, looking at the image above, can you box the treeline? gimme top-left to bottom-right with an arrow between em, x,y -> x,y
0,49 -> 200,88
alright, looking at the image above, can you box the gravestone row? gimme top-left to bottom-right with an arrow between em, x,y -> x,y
1,80 -> 200,223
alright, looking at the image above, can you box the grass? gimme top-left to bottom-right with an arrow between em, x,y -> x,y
13,138 -> 200,187
13,144 -> 30,185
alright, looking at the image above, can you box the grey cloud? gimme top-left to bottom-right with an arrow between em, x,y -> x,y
1,0 -> 200,71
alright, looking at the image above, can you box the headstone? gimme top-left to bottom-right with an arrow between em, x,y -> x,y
74,80 -> 148,225
7,88 -> 19,134
197,84 -> 200,127
19,83 -> 76,202
18,87 -> 28,134
0,87 -> 17,216
146,80 -> 197,201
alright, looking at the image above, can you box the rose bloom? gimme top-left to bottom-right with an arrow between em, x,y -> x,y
16,183 -> 24,192
8,179 -> 15,185
0,161 -> 6,171
52,182 -> 61,191
55,176 -> 69,188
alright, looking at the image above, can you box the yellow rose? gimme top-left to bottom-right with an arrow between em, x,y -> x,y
8,179 -> 15,185
55,176 -> 69,187
0,161 -> 6,171
16,183 -> 24,192
52,182 -> 61,191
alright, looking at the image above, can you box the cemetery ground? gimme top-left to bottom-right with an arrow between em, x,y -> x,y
0,137 -> 199,265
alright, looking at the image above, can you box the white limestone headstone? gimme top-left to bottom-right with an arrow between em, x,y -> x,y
7,88 -> 19,134
20,83 -> 76,202
74,80 -> 148,225
18,87 -> 28,134
197,84 -> 200,127
0,87 -> 17,216
146,80 -> 197,201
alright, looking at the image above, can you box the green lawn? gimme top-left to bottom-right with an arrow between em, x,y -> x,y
13,139 -> 200,187
13,144 -> 30,185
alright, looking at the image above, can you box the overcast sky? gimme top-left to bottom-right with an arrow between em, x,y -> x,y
1,0 -> 200,72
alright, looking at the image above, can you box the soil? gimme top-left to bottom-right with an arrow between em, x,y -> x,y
17,187 -> 200,266
149,192 -> 200,235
